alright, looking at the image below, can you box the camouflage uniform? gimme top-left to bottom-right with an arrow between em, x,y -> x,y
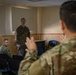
0,45 -> 11,57
18,36 -> 76,75
16,25 -> 30,45
16,25 -> 30,56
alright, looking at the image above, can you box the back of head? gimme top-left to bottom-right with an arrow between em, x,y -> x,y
60,1 -> 76,32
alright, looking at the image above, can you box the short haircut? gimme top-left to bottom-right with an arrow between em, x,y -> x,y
60,1 -> 76,32
21,18 -> 26,21
4,38 -> 9,41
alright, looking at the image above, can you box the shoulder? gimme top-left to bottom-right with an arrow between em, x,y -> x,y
16,26 -> 22,30
0,45 -> 5,48
0,45 -> 6,51
41,45 -> 61,58
25,26 -> 29,30
40,44 -> 69,64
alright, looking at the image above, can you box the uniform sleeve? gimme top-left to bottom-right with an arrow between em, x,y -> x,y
5,48 -> 11,57
18,50 -> 50,75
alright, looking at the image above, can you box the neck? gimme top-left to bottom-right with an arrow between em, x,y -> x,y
21,24 -> 25,27
66,32 -> 76,38
3,44 -> 7,47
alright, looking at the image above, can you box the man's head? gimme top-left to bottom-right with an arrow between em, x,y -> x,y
21,18 -> 26,26
4,38 -> 9,46
60,1 -> 76,37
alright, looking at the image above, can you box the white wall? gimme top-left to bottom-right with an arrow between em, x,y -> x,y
5,5 -> 13,35
0,5 -> 62,35
0,5 -> 6,35
12,7 -> 37,33
42,6 -> 62,33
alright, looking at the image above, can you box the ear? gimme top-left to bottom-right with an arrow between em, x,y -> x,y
60,20 -> 65,30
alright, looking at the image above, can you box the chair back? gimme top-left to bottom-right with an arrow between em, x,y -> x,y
0,59 -> 9,72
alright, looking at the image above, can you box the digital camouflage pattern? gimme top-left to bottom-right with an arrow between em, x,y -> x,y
61,42 -> 76,75
18,36 -> 76,75
16,25 -> 30,45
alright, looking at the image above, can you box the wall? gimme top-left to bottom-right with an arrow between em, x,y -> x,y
0,5 -> 37,35
0,6 -> 64,55
0,33 -> 62,55
12,7 -> 37,33
0,5 -> 63,35
0,5 -> 6,35
0,5 -> 13,35
42,6 -> 63,33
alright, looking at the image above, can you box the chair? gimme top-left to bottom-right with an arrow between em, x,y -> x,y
48,40 -> 60,49
8,59 -> 21,75
0,59 -> 10,75
12,55 -> 23,61
0,54 -> 11,60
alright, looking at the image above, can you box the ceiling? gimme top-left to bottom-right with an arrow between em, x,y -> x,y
0,0 -> 69,7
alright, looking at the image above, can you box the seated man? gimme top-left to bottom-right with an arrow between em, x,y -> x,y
0,38 -> 11,57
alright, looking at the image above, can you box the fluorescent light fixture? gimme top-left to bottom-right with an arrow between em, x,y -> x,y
13,6 -> 30,9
